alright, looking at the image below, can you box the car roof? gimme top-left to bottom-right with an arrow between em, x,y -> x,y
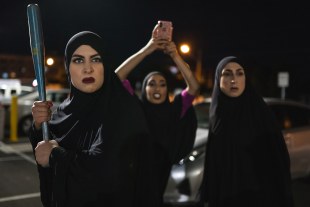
195,97 -> 310,109
18,88 -> 70,101
263,97 -> 310,110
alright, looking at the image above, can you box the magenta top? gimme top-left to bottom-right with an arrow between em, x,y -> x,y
122,79 -> 195,118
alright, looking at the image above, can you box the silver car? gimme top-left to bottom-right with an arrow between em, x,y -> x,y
164,97 -> 310,205
4,88 -> 70,136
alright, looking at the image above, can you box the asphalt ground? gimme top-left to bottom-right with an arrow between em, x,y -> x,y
0,138 -> 41,207
1,138 -> 310,207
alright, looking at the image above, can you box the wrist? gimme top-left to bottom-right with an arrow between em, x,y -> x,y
170,52 -> 181,60
34,122 -> 41,130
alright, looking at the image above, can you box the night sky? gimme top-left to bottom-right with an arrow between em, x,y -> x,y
1,0 -> 309,100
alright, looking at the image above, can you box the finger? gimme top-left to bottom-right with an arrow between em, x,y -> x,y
33,100 -> 53,108
152,24 -> 159,36
32,107 -> 50,118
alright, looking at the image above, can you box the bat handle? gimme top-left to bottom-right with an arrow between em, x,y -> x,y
42,122 -> 49,141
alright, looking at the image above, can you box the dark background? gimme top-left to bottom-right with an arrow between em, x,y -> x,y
1,0 -> 309,100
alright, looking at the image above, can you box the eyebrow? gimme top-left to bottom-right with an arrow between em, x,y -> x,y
71,54 -> 100,58
147,79 -> 166,84
222,68 -> 244,72
148,79 -> 166,82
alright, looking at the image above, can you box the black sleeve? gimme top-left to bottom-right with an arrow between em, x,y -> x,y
173,105 -> 197,163
28,123 -> 43,149
170,94 -> 197,163
28,123 -> 53,207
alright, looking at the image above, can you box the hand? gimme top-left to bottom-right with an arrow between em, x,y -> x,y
35,140 -> 59,167
32,101 -> 53,130
163,41 -> 179,58
139,23 -> 169,55
141,38 -> 168,56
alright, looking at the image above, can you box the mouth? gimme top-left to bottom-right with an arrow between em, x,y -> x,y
230,87 -> 238,92
82,77 -> 95,84
153,93 -> 161,99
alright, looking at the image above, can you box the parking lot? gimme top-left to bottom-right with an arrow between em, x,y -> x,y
1,138 -> 310,207
0,139 -> 41,207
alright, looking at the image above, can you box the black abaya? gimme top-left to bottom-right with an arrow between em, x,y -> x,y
29,31 -> 150,207
140,71 -> 197,207
199,56 -> 294,207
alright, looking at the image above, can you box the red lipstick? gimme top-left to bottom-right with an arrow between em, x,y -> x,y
82,77 -> 95,84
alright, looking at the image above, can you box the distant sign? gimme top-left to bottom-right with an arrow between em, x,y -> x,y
278,72 -> 289,88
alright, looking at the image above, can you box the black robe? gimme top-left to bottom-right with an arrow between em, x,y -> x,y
28,31 -> 150,207
199,56 -> 294,207
140,71 -> 197,207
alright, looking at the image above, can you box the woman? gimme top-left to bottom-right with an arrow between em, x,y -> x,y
115,24 -> 200,206
199,56 -> 294,207
29,31 -> 149,207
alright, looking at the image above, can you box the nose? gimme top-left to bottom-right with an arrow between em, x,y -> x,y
83,62 -> 94,73
154,85 -> 160,91
231,75 -> 236,84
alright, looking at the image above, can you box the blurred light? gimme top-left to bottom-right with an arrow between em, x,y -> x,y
169,66 -> 178,75
179,159 -> 184,165
2,72 -> 9,79
46,58 -> 54,66
20,67 -> 27,73
189,156 -> 195,161
170,165 -> 186,182
180,44 -> 190,54
10,72 -> 16,78
135,81 -> 142,90
192,150 -> 198,156
32,79 -> 38,87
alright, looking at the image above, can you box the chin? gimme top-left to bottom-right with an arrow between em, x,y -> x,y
80,87 -> 100,93
149,99 -> 165,104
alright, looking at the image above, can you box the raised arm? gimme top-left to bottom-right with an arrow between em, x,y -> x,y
164,42 -> 200,96
115,25 -> 167,81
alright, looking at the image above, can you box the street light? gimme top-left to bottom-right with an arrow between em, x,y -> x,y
180,44 -> 190,54
46,57 -> 54,66
179,43 -> 205,85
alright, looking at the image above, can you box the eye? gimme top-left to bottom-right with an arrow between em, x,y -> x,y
72,57 -> 84,64
160,83 -> 167,87
237,70 -> 245,76
147,81 -> 155,87
222,71 -> 232,77
92,56 -> 102,63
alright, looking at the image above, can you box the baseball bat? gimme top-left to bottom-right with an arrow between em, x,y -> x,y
27,4 -> 49,141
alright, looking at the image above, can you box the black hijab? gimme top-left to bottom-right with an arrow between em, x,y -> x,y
141,71 -> 196,163
140,71 -> 197,206
45,31 -> 148,206
200,56 -> 293,207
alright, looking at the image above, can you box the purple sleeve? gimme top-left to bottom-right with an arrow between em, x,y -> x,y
181,90 -> 195,118
122,79 -> 134,96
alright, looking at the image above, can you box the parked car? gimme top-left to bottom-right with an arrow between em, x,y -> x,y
0,79 -> 22,105
4,88 -> 70,136
164,97 -> 310,205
